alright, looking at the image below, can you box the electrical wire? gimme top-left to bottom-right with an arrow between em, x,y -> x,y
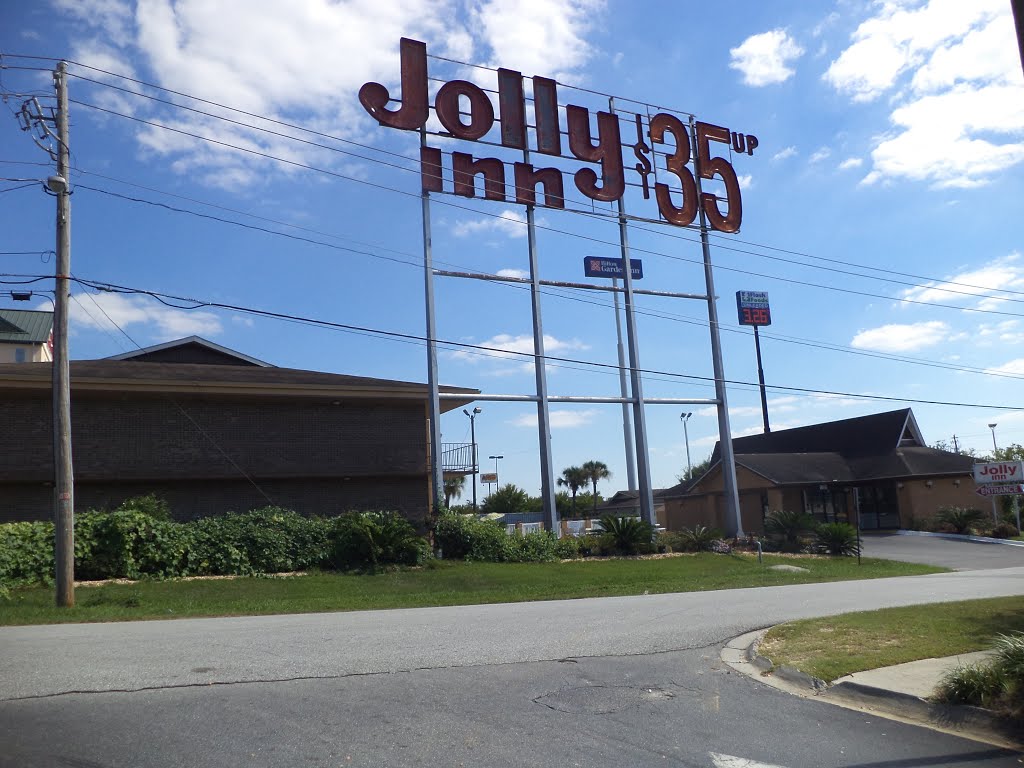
52,64 -> 1024,304
67,98 -> 1024,320
67,180 -> 1024,384
59,273 -> 1024,412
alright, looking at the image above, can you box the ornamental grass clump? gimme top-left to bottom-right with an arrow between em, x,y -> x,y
936,631 -> 1024,725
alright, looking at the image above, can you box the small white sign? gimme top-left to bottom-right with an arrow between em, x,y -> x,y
973,461 -> 1024,484
975,484 -> 1024,497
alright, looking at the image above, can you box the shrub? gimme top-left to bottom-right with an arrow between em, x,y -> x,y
936,506 -> 985,535
553,535 -> 581,560
116,494 -> 173,521
434,513 -> 508,561
813,522 -> 861,556
936,631 -> 1024,725
328,510 -> 425,572
78,509 -> 191,580
987,522 -> 1020,539
509,530 -> 560,563
598,515 -> 654,556
0,521 -> 55,588
185,508 -> 331,576
764,509 -> 818,547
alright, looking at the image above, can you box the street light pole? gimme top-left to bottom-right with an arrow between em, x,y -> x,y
464,407 -> 482,509
988,422 -> 1000,523
680,412 -> 692,480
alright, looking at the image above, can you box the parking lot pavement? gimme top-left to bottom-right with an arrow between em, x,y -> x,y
860,532 -> 1024,570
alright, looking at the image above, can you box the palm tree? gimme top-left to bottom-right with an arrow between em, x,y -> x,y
581,460 -> 611,515
443,475 -> 466,508
557,465 -> 589,516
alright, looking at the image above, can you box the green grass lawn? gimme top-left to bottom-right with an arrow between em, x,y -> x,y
759,595 -> 1024,683
0,553 -> 941,626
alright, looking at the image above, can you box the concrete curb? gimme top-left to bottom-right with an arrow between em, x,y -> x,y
720,629 -> 1023,750
892,529 -> 1024,547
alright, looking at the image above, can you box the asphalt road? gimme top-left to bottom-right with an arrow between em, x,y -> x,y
2,562 -> 1023,767
861,533 -> 1024,571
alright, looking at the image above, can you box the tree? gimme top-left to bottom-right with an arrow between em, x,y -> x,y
557,466 -> 589,516
481,484 -> 530,516
678,455 -> 713,483
581,460 -> 611,515
443,475 -> 466,508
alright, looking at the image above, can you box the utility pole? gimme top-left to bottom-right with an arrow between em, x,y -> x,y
52,62 -> 74,607
952,434 -> 959,453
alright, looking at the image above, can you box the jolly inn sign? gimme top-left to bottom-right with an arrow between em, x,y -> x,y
359,38 -> 756,233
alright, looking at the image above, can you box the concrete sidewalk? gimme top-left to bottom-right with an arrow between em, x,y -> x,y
721,631 -> 1021,750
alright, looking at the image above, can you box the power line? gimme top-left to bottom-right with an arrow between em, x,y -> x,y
62,273 -> 1024,412
67,98 -> 1024,320
7,53 -> 1023,308
68,180 -> 1024,385
54,64 -> 1024,305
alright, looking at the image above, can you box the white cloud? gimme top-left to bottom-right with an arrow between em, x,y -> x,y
986,358 -> 1024,376
471,0 -> 606,83
729,29 -> 804,86
771,146 -> 797,162
850,321 -> 950,352
510,409 -> 598,429
808,147 -> 831,163
63,0 -> 604,185
737,174 -> 753,190
826,0 -> 1024,187
71,292 -> 223,340
899,253 -> 1024,308
449,332 -> 588,366
453,209 -> 529,239
496,268 -> 529,279
839,157 -> 863,170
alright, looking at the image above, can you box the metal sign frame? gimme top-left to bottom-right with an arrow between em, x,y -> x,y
359,39 -> 756,536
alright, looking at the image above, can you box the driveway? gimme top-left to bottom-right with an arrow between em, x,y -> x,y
860,532 -> 1024,570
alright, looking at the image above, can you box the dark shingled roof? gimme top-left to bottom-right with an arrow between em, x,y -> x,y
693,409 -> 972,487
712,408 -> 920,461
0,359 -> 478,412
0,309 -> 52,345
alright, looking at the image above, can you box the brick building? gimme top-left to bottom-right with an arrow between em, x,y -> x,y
0,337 -> 477,523
660,409 -> 979,533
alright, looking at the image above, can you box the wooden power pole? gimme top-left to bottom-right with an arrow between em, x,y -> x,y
52,62 -> 74,607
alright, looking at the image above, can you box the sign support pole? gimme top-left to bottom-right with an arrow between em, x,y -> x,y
753,324 -> 770,433
612,278 -> 637,492
420,127 -> 444,517
690,117 -> 744,538
611,98 -> 655,527
523,153 -> 559,534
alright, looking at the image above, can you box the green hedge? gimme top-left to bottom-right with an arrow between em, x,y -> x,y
0,499 -> 429,588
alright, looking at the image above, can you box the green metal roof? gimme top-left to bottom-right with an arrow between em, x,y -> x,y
0,309 -> 53,345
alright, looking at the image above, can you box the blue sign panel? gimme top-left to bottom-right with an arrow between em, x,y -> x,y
583,257 -> 643,279
736,290 -> 771,326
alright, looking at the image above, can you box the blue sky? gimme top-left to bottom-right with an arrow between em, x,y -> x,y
2,0 -> 1023,502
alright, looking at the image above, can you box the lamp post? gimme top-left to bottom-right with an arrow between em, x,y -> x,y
988,422 -> 1000,524
489,454 -> 503,496
680,412 -> 692,480
463,407 -> 482,509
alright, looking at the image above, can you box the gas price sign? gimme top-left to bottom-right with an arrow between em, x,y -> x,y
736,291 -> 771,326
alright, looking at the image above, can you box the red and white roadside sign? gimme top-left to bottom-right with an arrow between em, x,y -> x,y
975,483 -> 1024,497
973,461 -> 1024,484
